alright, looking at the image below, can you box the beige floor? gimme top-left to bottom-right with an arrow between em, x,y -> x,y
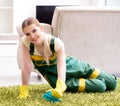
0,41 -> 47,87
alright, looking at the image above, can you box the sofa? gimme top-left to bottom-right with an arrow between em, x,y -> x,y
17,6 -> 120,76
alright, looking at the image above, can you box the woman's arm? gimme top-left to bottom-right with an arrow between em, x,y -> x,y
56,42 -> 66,82
42,38 -> 67,100
47,42 -> 67,99
21,42 -> 32,85
17,42 -> 32,99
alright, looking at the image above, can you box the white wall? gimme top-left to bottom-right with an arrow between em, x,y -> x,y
13,0 -> 105,33
106,0 -> 120,6
91,0 -> 105,6
13,0 -> 36,33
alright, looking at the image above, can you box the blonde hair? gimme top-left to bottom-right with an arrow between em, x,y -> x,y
22,17 -> 52,65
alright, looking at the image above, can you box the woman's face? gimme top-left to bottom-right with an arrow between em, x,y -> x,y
23,24 -> 43,44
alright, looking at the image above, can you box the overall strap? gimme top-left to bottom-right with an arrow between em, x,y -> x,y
30,43 -> 34,55
50,37 -> 55,53
30,37 -> 55,55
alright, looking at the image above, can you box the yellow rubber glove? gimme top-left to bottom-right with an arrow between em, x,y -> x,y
52,80 -> 67,98
17,85 -> 29,99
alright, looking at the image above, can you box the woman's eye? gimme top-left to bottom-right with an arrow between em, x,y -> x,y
33,29 -> 37,33
26,33 -> 30,36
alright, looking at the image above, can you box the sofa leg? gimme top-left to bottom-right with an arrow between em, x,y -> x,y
37,74 -> 41,80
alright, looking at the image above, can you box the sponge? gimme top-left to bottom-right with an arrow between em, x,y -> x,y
42,91 -> 61,102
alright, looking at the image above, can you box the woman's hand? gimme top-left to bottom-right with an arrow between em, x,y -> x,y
17,85 -> 29,99
51,79 -> 67,98
42,80 -> 67,102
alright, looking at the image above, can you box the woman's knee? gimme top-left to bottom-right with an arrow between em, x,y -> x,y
96,79 -> 106,92
107,76 -> 118,90
98,71 -> 118,90
85,78 -> 106,92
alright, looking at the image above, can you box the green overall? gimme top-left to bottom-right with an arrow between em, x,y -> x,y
30,37 -> 117,92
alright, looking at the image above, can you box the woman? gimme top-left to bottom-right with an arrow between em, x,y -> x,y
18,17 -> 117,101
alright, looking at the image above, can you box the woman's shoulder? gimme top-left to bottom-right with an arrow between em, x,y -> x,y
51,36 -> 64,52
21,35 -> 30,49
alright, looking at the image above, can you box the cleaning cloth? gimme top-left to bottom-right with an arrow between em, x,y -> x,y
42,91 -> 61,102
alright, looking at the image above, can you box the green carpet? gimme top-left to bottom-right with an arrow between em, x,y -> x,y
0,80 -> 120,106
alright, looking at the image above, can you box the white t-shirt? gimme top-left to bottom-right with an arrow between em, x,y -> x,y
22,32 -> 64,56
